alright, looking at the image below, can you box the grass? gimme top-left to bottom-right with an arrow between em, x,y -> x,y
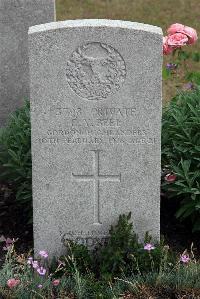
1,241 -> 200,299
56,0 -> 200,103
56,0 -> 200,29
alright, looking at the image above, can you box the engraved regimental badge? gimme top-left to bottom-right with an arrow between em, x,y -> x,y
66,42 -> 126,100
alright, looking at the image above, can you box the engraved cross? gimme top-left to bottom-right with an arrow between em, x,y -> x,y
72,150 -> 121,225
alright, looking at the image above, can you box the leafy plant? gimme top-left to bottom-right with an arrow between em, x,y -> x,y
162,88 -> 200,231
0,219 -> 199,299
96,212 -> 139,280
64,241 -> 92,275
63,213 -> 172,282
96,213 -> 171,280
0,101 -> 32,222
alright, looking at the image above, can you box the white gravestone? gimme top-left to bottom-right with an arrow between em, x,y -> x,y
0,0 -> 55,126
29,20 -> 163,258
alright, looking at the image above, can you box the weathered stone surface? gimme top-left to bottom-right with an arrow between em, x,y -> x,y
0,0 -> 55,126
29,19 -> 163,258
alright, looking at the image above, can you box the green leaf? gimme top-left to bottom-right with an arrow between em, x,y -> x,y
162,88 -> 200,231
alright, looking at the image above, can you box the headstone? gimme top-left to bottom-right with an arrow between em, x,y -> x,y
0,0 -> 55,127
29,20 -> 163,258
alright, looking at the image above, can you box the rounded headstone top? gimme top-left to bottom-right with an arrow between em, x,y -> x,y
29,19 -> 163,36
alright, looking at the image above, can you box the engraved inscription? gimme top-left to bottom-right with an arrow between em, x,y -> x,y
61,230 -> 109,248
35,105 -> 157,147
72,150 -> 121,225
66,42 -> 126,100
62,233 -> 109,248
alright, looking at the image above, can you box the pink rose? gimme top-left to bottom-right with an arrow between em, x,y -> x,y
52,279 -> 60,286
167,23 -> 185,35
164,173 -> 176,183
163,36 -> 173,55
167,33 -> 188,47
167,23 -> 198,45
7,278 -> 20,288
183,26 -> 198,44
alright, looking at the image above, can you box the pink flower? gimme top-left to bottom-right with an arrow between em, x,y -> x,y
183,26 -> 198,44
0,236 -> 14,251
7,279 -> 20,288
167,23 -> 198,45
165,173 -> 176,183
52,279 -> 60,286
39,250 -> 48,258
38,284 -> 43,288
144,243 -> 155,251
37,267 -> 47,276
5,237 -> 14,245
32,260 -> 39,269
180,254 -> 190,263
163,36 -> 173,55
167,23 -> 185,35
167,33 -> 188,47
